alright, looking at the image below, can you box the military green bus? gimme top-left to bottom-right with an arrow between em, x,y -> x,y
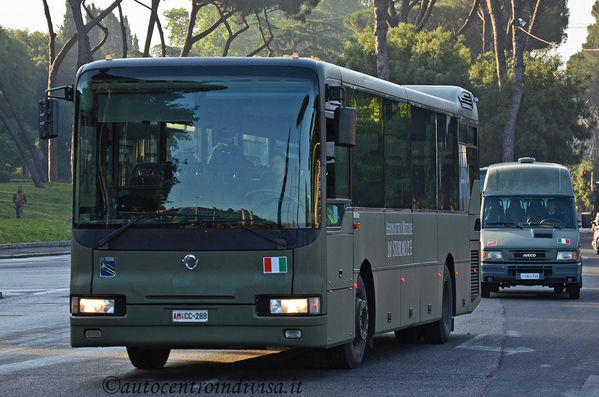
41,57 -> 481,369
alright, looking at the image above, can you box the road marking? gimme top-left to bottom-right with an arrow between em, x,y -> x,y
579,375 -> 599,397
0,347 -> 124,375
456,334 -> 535,356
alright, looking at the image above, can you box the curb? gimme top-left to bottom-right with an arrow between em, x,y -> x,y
0,241 -> 71,250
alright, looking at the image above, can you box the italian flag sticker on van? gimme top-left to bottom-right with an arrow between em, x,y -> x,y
557,238 -> 570,245
263,257 -> 288,274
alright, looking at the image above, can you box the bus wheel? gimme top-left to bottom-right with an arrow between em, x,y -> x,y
327,274 -> 369,369
127,346 -> 170,369
423,265 -> 453,344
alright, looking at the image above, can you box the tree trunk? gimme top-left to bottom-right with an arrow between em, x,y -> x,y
486,0 -> 506,92
502,0 -> 525,162
0,109 -> 44,187
0,84 -> 47,184
69,0 -> 94,67
454,0 -> 481,39
374,0 -> 390,81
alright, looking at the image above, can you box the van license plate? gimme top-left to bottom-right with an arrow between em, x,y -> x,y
520,273 -> 540,280
172,310 -> 208,323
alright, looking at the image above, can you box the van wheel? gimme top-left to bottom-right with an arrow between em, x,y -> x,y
481,283 -> 491,298
127,347 -> 170,369
327,274 -> 369,369
422,265 -> 453,344
567,283 -> 581,299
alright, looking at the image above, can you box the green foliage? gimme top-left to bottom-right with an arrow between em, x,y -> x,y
161,0 -> 367,60
164,8 -> 189,48
570,161 -> 594,212
0,28 -> 47,179
339,23 -> 473,87
471,51 -> 592,166
428,0 -> 568,57
0,182 -> 72,243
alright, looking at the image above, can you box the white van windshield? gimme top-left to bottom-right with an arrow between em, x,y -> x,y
482,196 -> 577,229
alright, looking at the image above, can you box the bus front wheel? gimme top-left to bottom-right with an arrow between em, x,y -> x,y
326,274 -> 369,369
127,346 -> 170,369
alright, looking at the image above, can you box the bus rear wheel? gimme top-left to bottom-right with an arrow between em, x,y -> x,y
327,274 -> 369,369
423,265 -> 453,344
127,346 -> 170,369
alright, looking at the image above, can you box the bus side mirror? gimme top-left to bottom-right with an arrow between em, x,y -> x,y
335,107 -> 356,147
39,98 -> 59,140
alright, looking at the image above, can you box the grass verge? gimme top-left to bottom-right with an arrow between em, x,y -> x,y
0,182 -> 72,244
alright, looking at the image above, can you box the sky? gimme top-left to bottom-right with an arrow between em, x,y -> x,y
0,0 -> 596,61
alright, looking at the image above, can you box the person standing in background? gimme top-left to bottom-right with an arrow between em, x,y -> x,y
12,186 -> 27,218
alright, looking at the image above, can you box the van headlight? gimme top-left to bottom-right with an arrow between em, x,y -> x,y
557,251 -> 578,261
483,250 -> 502,260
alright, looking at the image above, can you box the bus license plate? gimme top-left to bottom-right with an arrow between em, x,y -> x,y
520,273 -> 540,280
172,310 -> 208,323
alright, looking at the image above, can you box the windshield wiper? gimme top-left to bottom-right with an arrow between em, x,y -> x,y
485,222 -> 522,228
96,217 -> 145,249
241,225 -> 287,249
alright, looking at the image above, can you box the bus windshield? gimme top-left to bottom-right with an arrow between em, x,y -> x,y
74,66 -> 320,229
482,195 -> 577,229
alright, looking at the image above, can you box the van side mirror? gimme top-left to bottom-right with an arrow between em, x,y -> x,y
334,107 -> 356,147
39,98 -> 59,140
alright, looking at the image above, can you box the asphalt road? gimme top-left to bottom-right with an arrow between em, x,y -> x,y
1,234 -> 599,396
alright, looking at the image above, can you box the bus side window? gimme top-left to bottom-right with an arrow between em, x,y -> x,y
326,118 -> 350,227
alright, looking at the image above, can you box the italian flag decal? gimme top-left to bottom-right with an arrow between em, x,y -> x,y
263,257 -> 288,274
557,238 -> 570,245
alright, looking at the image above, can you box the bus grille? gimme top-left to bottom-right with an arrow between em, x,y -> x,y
471,249 -> 480,296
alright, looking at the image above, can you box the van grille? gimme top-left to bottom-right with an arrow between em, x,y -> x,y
509,250 -> 547,262
508,265 -> 553,277
471,249 -> 480,296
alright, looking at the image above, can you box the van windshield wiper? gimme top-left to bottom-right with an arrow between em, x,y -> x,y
485,221 -> 522,228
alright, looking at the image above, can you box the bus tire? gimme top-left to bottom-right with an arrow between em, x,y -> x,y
326,274 -> 369,369
422,265 -> 453,344
394,326 -> 422,344
127,346 -> 170,369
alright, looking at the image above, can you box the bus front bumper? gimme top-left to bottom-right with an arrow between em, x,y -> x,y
70,303 -> 330,349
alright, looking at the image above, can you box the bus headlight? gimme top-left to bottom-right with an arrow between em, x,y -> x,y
483,250 -> 502,260
269,297 -> 320,315
557,251 -> 578,261
71,297 -> 115,314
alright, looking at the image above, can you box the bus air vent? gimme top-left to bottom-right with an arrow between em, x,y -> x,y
458,91 -> 474,110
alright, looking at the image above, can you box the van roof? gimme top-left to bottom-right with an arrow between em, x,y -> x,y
483,160 -> 573,196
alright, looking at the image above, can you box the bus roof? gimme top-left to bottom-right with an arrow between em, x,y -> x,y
77,57 -> 478,124
483,160 -> 573,196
